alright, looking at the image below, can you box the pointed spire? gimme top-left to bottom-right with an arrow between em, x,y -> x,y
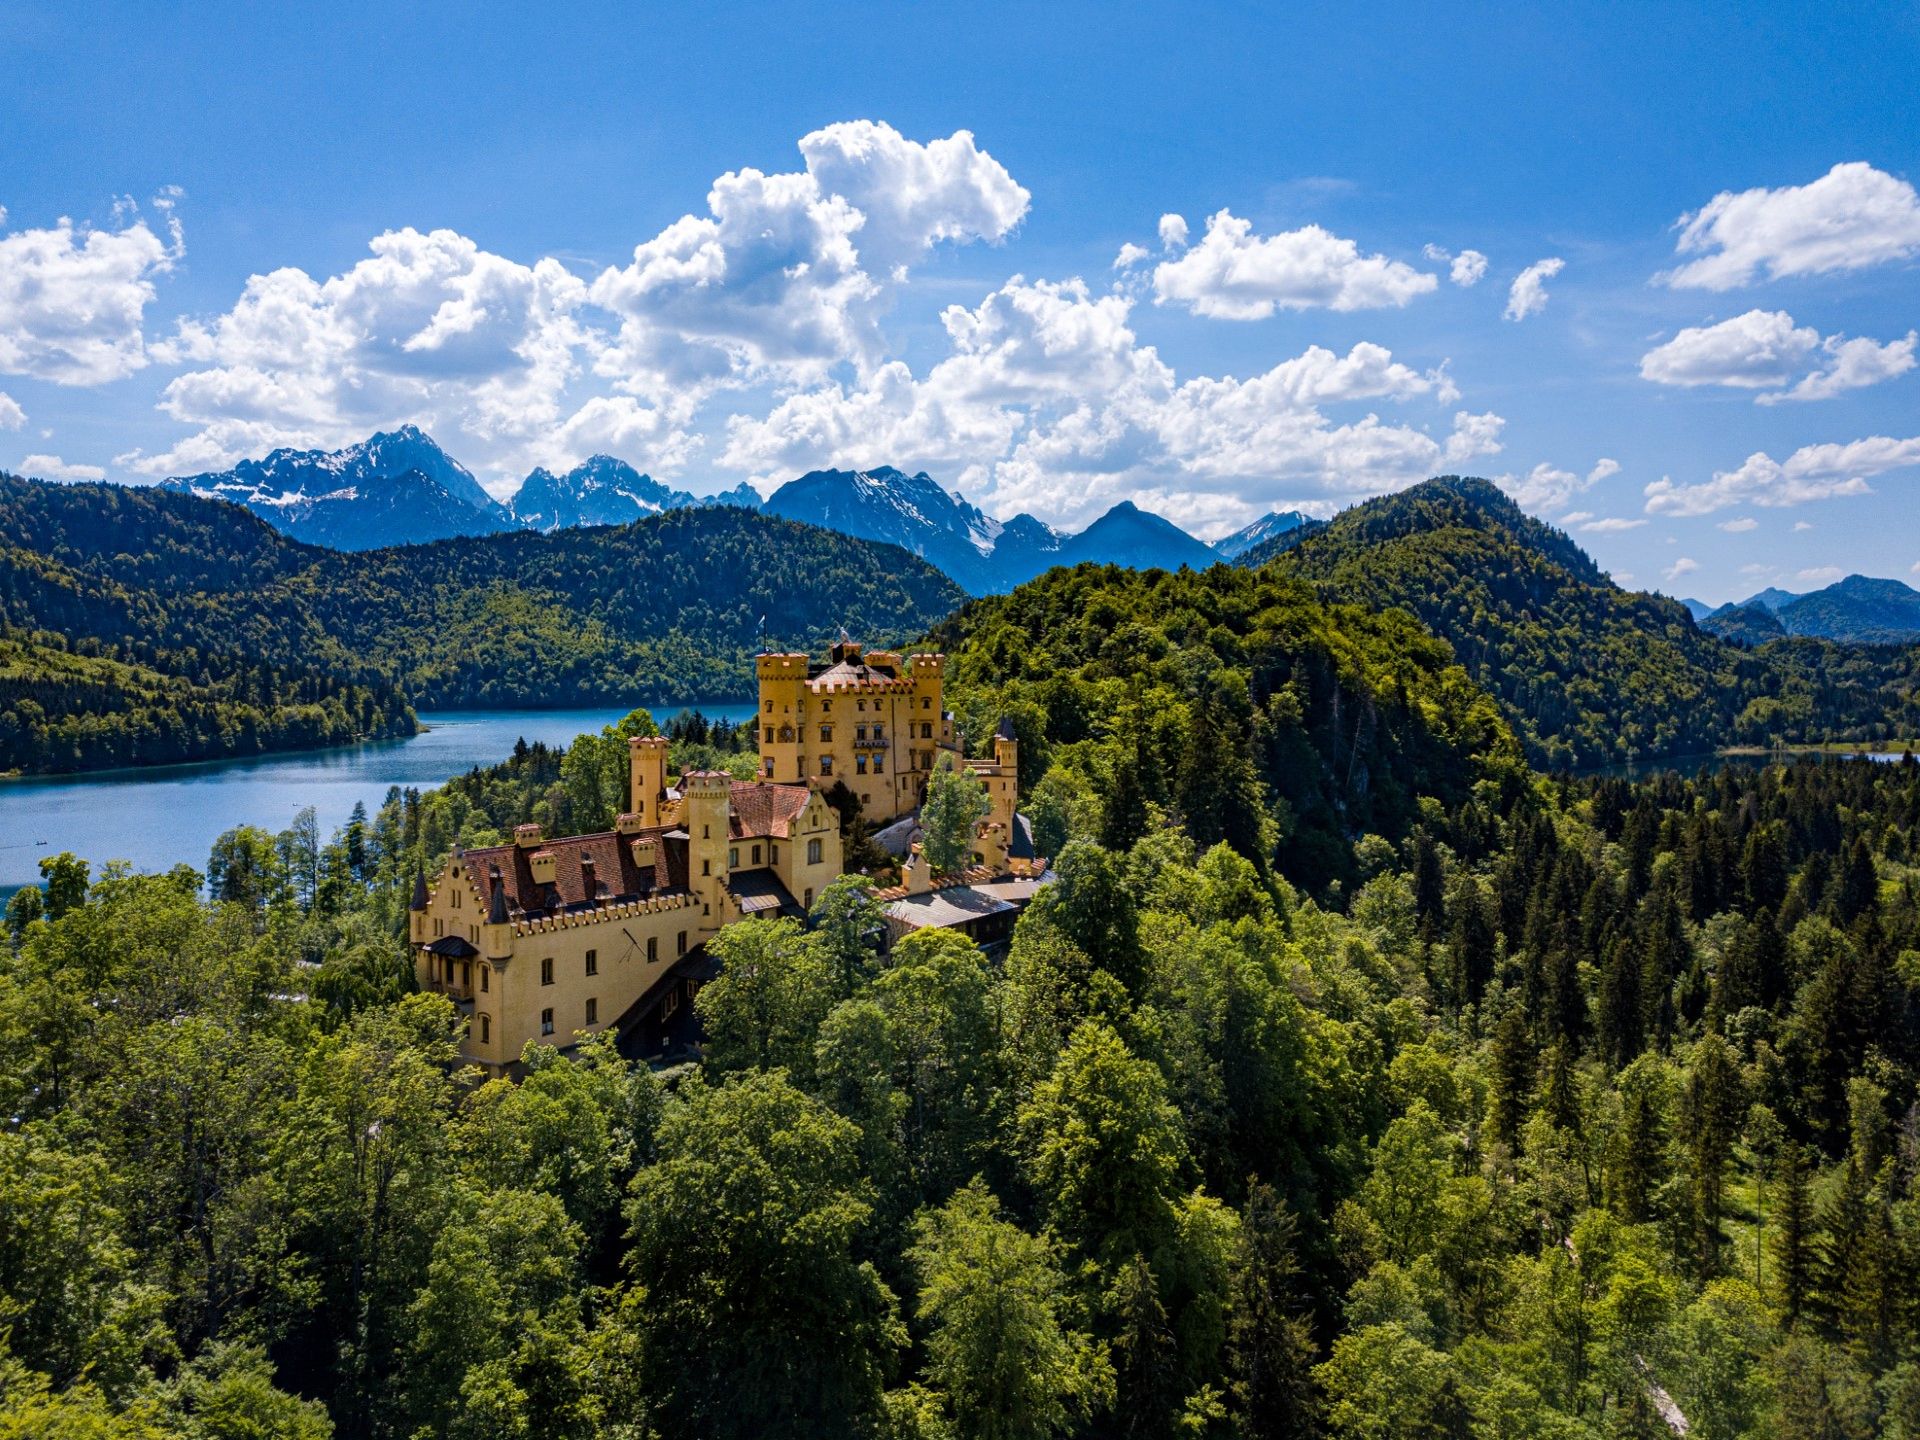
409,866 -> 429,911
487,865 -> 509,924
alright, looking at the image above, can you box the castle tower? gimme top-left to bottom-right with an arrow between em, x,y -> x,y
629,735 -> 669,825
988,717 -> 1020,835
680,769 -> 733,926
756,652 -> 809,784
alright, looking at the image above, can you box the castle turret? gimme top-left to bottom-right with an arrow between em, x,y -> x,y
681,770 -> 733,926
756,652 -> 809,783
629,735 -> 669,826
990,717 -> 1020,835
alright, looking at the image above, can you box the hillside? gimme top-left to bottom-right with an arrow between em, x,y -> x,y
927,560 -> 1527,889
1266,476 -> 1919,768
1774,574 -> 1920,644
0,476 -> 967,716
0,629 -> 414,775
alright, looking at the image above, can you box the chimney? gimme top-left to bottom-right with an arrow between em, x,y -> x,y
514,822 -> 543,849
579,854 -> 598,904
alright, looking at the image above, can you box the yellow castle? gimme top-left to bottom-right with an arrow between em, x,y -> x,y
412,640 -> 1034,1074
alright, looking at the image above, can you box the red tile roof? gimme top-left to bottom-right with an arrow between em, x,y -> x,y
727,781 -> 813,839
458,824 -> 687,919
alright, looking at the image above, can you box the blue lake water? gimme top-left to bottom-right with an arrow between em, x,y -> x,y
0,705 -> 755,895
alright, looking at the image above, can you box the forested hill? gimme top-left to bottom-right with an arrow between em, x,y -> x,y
0,476 -> 967,724
1268,476 -> 1920,769
927,560 -> 1529,891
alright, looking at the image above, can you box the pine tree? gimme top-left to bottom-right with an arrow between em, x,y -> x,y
1487,1009 -> 1536,1153
1228,1183 -> 1320,1440
1107,1253 -> 1178,1440
1772,1140 -> 1815,1326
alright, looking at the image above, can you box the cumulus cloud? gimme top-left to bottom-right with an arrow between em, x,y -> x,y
0,391 -> 23,430
1639,308 -> 1914,403
1113,242 -> 1150,270
1659,161 -> 1920,290
721,273 -> 1494,527
1158,214 -> 1189,251
1665,556 -> 1699,583
1758,330 -> 1917,404
1423,244 -> 1488,286
1580,516 -> 1647,533
1497,456 -> 1620,511
1718,516 -> 1759,532
1151,210 -> 1438,319
0,201 -> 182,384
20,452 -> 106,481
123,226 -> 599,475
1503,257 -> 1564,321
1639,309 -> 1819,388
590,121 -> 1027,401
1644,434 -> 1920,515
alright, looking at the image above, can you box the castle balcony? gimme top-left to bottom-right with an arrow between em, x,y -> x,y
852,736 -> 891,751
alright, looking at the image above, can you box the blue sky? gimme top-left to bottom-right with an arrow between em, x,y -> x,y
3,1 -> 1918,602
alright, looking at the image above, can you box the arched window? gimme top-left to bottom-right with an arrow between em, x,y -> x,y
807,838 -> 823,865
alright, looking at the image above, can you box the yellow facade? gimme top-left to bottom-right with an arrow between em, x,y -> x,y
756,641 -> 956,823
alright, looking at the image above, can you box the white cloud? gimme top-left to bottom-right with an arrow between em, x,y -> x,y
1151,210 -> 1438,319
1113,242 -> 1150,270
1665,556 -> 1699,582
1639,308 -> 1915,403
125,226 -> 599,475
1718,516 -> 1759,532
1796,566 -> 1844,586
1580,516 -> 1648,533
590,122 -> 1027,402
1504,257 -> 1564,321
0,202 -> 181,384
1659,161 -> 1920,290
1911,560 -> 1920,574
1639,309 -> 1819,388
1561,510 -> 1593,525
1794,520 -> 1814,532
1644,434 -> 1920,515
721,273 -> 1494,528
1450,249 -> 1489,287
20,452 -> 106,481
0,391 -> 23,430
1758,330 -> 1917,404
1497,456 -> 1619,511
1158,213 -> 1189,251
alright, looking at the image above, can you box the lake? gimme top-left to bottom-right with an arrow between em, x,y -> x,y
0,705 -> 755,896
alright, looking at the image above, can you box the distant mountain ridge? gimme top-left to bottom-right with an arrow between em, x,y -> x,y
1212,510 -> 1315,560
158,431 -> 1228,590
1702,575 -> 1920,645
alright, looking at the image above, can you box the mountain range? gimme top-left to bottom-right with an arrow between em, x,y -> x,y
158,430 -> 1248,593
1695,575 -> 1920,646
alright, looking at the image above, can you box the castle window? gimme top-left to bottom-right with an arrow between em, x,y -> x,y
820,726 -> 832,742
856,755 -> 868,775
763,757 -> 774,776
481,966 -> 489,992
586,949 -> 598,976
804,888 -> 813,908
823,700 -> 832,713
434,918 -> 442,937
765,700 -> 773,712
662,987 -> 679,1020
807,838 -> 823,865
820,757 -> 833,775
462,961 -> 471,987
677,930 -> 687,956
480,1014 -> 490,1043
752,844 -> 762,864
702,860 -> 711,876
765,727 -> 774,744
729,847 -> 739,869
648,936 -> 659,962
541,1008 -> 554,1036
857,725 -> 867,741
586,997 -> 598,1025
874,756 -> 884,773
922,697 -> 931,709
541,957 -> 554,986
857,699 -> 866,711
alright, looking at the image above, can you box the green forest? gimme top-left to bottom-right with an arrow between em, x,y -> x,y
9,536 -> 1920,1440
0,475 -> 964,773
1268,478 -> 1920,770
0,630 -> 415,775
